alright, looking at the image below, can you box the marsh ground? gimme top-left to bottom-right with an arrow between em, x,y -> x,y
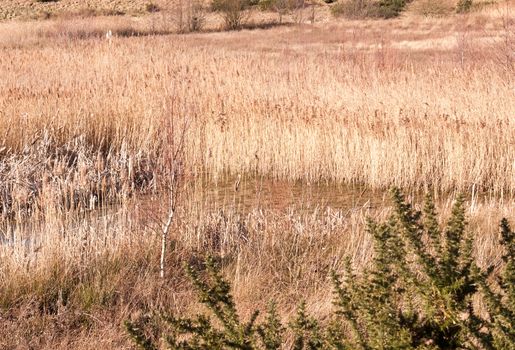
0,1 -> 513,348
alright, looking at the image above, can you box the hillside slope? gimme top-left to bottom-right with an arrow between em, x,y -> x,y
0,0 -> 156,20
0,0 -> 506,21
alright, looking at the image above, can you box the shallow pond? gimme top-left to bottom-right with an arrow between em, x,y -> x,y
185,176 -> 394,213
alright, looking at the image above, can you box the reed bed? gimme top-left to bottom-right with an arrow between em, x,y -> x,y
1,4 -> 513,196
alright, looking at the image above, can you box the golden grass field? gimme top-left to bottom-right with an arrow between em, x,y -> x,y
0,1 -> 513,348
1,6 -> 514,194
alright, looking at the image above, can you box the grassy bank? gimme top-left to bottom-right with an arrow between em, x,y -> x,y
1,194 -> 513,348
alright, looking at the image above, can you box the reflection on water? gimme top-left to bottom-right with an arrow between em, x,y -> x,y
187,177 -> 391,213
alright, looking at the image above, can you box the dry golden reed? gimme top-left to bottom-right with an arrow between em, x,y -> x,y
1,3 -> 513,196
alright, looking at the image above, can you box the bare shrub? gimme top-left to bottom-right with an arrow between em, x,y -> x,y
175,0 -> 206,33
331,0 -> 374,18
145,2 -> 160,13
212,0 -> 254,30
456,0 -> 473,13
411,0 -> 454,17
331,0 -> 411,18
260,0 -> 306,24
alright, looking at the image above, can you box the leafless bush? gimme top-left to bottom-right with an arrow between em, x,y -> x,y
331,0 -> 374,18
212,0 -> 253,30
175,0 -> 206,33
260,0 -> 306,24
411,0 -> 454,17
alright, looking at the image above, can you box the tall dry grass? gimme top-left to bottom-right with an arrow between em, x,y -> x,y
1,190 -> 513,348
1,4 -> 513,196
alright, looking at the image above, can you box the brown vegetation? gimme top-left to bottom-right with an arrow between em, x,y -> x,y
0,1 -> 513,348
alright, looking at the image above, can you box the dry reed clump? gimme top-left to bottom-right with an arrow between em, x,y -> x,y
0,128 -> 156,227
